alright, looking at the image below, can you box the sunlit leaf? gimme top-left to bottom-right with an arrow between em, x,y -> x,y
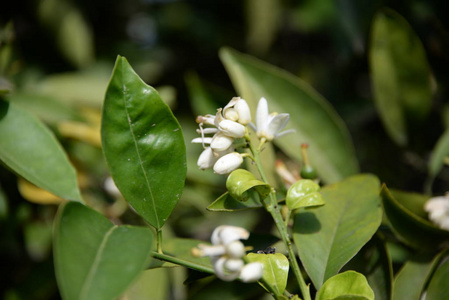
369,8 -> 432,145
246,253 -> 289,296
380,185 -> 449,250
293,174 -> 382,289
316,271 -> 374,300
226,169 -> 271,202
0,100 -> 82,202
220,47 -> 358,184
102,56 -> 186,229
286,179 -> 323,210
54,202 -> 153,300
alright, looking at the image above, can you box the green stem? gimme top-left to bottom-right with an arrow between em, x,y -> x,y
157,228 -> 163,254
152,252 -> 214,274
248,139 -> 311,300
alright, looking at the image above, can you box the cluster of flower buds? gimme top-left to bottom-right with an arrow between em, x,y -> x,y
191,225 -> 263,282
193,97 -> 293,174
193,97 -> 251,174
424,194 -> 449,231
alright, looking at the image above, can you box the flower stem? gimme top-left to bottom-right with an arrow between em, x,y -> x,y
157,228 -> 163,254
152,252 -> 214,274
248,139 -> 311,300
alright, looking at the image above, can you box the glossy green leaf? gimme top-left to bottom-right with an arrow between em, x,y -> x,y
0,100 -> 82,202
393,250 -> 448,300
426,253 -> 449,300
226,169 -> 271,202
380,185 -> 449,250
369,8 -> 432,146
427,128 -> 449,190
246,253 -> 289,297
102,56 -> 186,229
220,47 -> 358,184
286,179 -> 324,210
207,191 -> 263,211
293,174 -> 382,289
53,202 -> 153,300
316,271 -> 374,300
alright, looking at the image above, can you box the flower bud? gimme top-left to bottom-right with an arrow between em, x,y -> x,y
215,109 -> 246,138
211,225 -> 250,245
239,262 -> 263,283
226,241 -> 246,258
225,258 -> 244,272
234,98 -> 251,125
197,147 -> 217,170
210,132 -> 234,152
213,152 -> 244,174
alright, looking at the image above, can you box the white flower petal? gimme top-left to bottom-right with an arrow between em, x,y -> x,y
197,244 -> 227,257
191,137 -> 213,144
239,262 -> 263,283
196,115 -> 216,126
265,113 -> 290,141
213,257 -> 240,281
225,258 -> 244,272
197,147 -> 218,170
218,119 -> 246,138
226,241 -> 246,258
211,132 -> 234,152
213,152 -> 244,174
211,225 -> 250,245
234,98 -> 251,125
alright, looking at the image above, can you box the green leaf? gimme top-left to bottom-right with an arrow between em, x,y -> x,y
286,179 -> 324,210
122,268 -> 169,300
102,56 -> 186,229
293,174 -> 382,289
369,8 -> 432,146
54,202 -> 153,300
226,169 -> 271,202
390,189 -> 429,219
426,253 -> 449,300
246,253 -> 289,297
0,100 -> 82,202
207,191 -> 263,211
316,271 -> 374,300
220,47 -> 358,184
393,250 -> 448,300
426,128 -> 449,190
380,185 -> 449,250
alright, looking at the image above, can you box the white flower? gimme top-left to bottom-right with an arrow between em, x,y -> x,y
424,195 -> 449,231
197,147 -> 218,170
210,132 -> 234,152
223,97 -> 252,125
213,152 -> 244,174
215,108 -> 246,138
255,97 -> 294,141
191,225 -> 262,283
239,262 -> 264,283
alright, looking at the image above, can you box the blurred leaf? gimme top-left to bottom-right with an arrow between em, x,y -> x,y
0,100 -> 82,202
245,0 -> 281,55
24,220 -> 53,261
316,271 -> 374,300
293,174 -> 382,289
426,128 -> 449,190
392,250 -> 448,300
207,191 -> 263,211
369,8 -> 433,146
246,253 -> 289,296
18,178 -> 63,205
102,56 -> 186,229
226,169 -> 271,202
380,185 -> 449,249
220,48 -> 358,184
122,268 -> 169,300
185,72 -> 220,117
290,0 -> 336,33
426,253 -> 449,300
390,189 -> 429,219
0,184 -> 8,219
54,202 -> 153,300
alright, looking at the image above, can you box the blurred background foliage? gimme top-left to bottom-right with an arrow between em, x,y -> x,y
1,0 -> 449,299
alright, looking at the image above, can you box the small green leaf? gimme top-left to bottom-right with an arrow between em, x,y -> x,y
393,250 -> 448,300
246,253 -> 289,297
286,179 -> 323,210
102,56 -> 186,229
226,169 -> 271,202
426,253 -> 449,300
380,185 -> 449,250
316,271 -> 375,300
427,128 -> 449,189
369,8 -> 433,146
293,174 -> 382,289
220,48 -> 359,184
54,202 -> 153,300
0,100 -> 82,202
207,191 -> 263,212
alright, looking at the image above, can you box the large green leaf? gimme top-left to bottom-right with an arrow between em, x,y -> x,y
293,174 -> 382,289
369,8 -> 432,146
53,202 -> 153,300
102,56 -> 186,229
122,268 -> 169,300
426,253 -> 449,300
380,185 -> 449,250
426,128 -> 449,190
392,250 -> 448,300
316,271 -> 374,300
0,100 -> 82,202
220,48 -> 358,184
